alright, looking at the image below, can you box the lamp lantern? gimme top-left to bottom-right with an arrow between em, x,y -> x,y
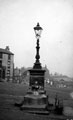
34,23 -> 43,39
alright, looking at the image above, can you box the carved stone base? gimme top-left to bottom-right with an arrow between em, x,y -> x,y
19,89 -> 48,112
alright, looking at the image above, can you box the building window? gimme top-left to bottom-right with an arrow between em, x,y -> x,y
8,61 -> 10,65
0,53 -> 2,58
7,66 -> 10,69
7,73 -> 10,75
7,70 -> 10,73
8,54 -> 11,60
0,60 -> 2,67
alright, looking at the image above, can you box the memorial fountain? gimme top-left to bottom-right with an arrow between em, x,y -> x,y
15,23 -> 63,115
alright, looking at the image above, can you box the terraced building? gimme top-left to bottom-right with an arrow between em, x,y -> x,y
0,46 -> 14,82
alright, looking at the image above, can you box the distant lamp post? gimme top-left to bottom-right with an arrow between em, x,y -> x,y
33,23 -> 43,69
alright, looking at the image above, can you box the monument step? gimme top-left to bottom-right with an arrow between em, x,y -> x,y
20,104 -> 47,108
28,110 -> 50,115
20,104 -> 48,111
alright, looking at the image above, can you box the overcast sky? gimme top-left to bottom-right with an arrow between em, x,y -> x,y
0,0 -> 73,77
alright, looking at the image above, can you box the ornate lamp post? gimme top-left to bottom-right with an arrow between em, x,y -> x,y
33,23 -> 43,69
15,23 -> 64,115
29,23 -> 45,89
15,23 -> 49,113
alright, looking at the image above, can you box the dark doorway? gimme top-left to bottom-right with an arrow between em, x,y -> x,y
2,69 -> 5,79
0,69 -> 2,78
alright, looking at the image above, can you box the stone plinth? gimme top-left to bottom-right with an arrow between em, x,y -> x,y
29,68 -> 45,89
20,89 -> 48,111
19,67 -> 49,112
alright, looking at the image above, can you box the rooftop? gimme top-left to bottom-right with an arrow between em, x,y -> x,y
0,46 -> 14,55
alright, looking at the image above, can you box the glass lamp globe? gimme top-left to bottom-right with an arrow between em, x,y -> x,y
34,23 -> 43,39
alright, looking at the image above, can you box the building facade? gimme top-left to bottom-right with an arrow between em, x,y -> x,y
0,46 -> 14,82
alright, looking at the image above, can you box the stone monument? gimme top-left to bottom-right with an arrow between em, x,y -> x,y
17,23 -> 49,113
15,23 -> 63,115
